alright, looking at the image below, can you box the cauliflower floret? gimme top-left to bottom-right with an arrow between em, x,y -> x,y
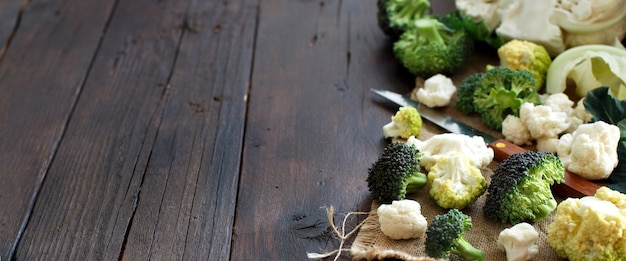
377,200 -> 428,240
556,121 -> 620,180
554,0 -> 626,48
535,137 -> 560,154
406,133 -> 494,171
497,222 -> 540,261
415,74 -> 457,108
519,103 -> 570,139
427,152 -> 487,209
383,106 -> 423,139
501,115 -> 532,146
455,0 -> 501,31
498,39 -> 552,88
496,0 -> 565,56
540,93 -> 574,113
548,187 -> 626,260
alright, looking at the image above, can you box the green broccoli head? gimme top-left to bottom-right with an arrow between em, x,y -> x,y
383,106 -> 422,139
440,10 -> 505,49
377,0 -> 431,38
367,142 -> 427,204
393,17 -> 473,78
484,151 -> 565,224
472,67 -> 541,130
456,72 -> 484,114
425,209 -> 485,261
428,152 -> 487,209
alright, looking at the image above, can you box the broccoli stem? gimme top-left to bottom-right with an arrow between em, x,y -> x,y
533,198 -> 557,222
415,18 -> 445,44
406,172 -> 427,194
451,235 -> 485,261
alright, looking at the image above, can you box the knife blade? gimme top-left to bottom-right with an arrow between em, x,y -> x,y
371,88 -> 600,198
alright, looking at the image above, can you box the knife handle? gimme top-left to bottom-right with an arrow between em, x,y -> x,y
488,139 -> 601,198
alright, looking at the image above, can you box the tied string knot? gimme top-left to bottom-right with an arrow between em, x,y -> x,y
306,206 -> 369,260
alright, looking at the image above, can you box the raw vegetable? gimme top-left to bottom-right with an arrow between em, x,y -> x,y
556,121 -> 620,180
553,0 -> 626,48
377,199 -> 428,240
393,16 -> 473,78
367,142 -> 427,204
466,67 -> 541,130
424,209 -> 485,261
383,106 -> 423,139
483,151 -> 564,224
582,87 -> 626,191
454,0 -> 500,31
547,186 -> 626,261
415,74 -> 457,108
376,0 -> 431,38
545,44 -> 626,100
427,152 -> 487,209
406,133 -> 494,172
497,223 -> 539,261
456,72 -> 484,114
441,10 -> 504,49
497,39 -> 552,88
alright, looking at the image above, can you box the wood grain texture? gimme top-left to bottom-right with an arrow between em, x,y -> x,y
11,0 -> 253,259
234,0 -> 401,259
0,0 -> 116,259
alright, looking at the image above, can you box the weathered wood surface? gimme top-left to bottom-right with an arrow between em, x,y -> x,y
0,0 -> 463,260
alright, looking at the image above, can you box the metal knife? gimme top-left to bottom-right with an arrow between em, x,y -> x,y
371,88 -> 600,198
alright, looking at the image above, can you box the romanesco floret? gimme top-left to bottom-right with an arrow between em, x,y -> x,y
548,187 -> 626,261
383,106 -> 423,139
484,151 -> 564,224
427,152 -> 487,209
497,39 -> 552,89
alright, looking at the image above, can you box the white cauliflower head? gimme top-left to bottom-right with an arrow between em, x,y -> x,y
406,133 -> 494,171
557,121 -> 621,180
455,0 -> 501,30
497,222 -> 540,261
519,103 -> 570,139
377,200 -> 428,240
415,74 -> 457,108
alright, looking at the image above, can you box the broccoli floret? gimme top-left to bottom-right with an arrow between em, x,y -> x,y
383,106 -> 423,139
367,142 -> 427,204
393,17 -> 473,78
484,151 -> 565,225
440,10 -> 505,49
472,67 -> 541,130
376,0 -> 431,38
425,209 -> 485,261
456,72 -> 484,114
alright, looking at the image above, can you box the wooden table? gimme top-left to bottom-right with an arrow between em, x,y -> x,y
0,0 -> 491,260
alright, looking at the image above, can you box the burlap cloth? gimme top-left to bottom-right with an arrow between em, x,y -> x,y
350,165 -> 568,261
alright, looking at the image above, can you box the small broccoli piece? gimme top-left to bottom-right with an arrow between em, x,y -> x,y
425,209 -> 485,261
383,106 -> 423,139
393,17 -> 473,78
441,10 -> 505,49
484,151 -> 565,224
456,72 -> 484,114
367,142 -> 427,204
376,0 -> 431,38
472,67 -> 541,130
428,152 -> 487,209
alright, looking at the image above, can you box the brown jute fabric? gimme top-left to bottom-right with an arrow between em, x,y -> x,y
350,166 -> 568,261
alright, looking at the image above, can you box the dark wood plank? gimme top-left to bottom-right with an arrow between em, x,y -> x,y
0,0 -> 22,58
119,0 -> 256,260
0,0 -> 116,259
233,0 -> 406,259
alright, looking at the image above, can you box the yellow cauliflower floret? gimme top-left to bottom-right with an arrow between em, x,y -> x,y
548,187 -> 626,260
498,39 -> 552,89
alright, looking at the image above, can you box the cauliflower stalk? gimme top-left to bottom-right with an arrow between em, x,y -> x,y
377,200 -> 428,240
413,74 -> 456,108
383,106 -> 423,139
497,223 -> 539,261
557,121 -> 621,180
427,152 -> 487,209
497,39 -> 552,88
548,186 -> 626,260
406,133 -> 494,172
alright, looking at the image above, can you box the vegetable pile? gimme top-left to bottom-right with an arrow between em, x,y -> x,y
359,0 -> 626,260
